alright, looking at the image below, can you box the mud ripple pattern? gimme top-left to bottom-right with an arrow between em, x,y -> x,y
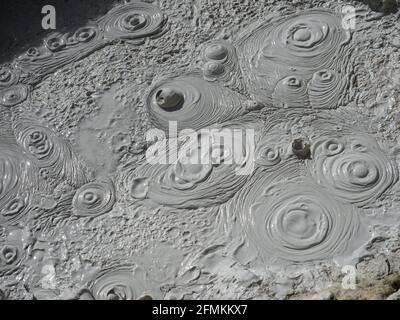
236,175 -> 365,264
254,134 -> 285,168
0,144 -> 39,226
235,9 -> 351,104
121,126 -> 254,209
0,241 -> 24,276
15,26 -> 104,83
308,69 -> 348,109
0,65 -> 20,89
0,84 -> 29,107
90,266 -> 152,300
200,40 -> 245,91
13,120 -> 87,187
98,2 -> 166,41
72,180 -> 115,217
272,75 -> 309,109
309,136 -> 399,207
145,74 -> 247,132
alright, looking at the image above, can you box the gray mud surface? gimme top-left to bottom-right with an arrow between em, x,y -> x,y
1,0 -> 400,300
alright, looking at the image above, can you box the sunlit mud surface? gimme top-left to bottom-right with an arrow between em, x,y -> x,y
1,0 -> 400,300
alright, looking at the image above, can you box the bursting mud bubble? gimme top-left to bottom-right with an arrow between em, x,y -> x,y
1,0 -> 400,300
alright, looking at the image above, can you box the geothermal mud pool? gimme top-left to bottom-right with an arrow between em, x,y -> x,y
1,0 -> 400,300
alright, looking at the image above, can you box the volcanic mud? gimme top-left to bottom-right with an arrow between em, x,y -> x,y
1,0 -> 400,300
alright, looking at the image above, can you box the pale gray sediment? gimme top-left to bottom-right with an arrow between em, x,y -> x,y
0,0 -> 400,300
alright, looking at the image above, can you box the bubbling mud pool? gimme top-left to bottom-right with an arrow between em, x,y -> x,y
1,0 -> 400,300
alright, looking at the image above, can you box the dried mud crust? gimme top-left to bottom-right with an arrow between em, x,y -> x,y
297,273 -> 400,300
0,0 -> 400,300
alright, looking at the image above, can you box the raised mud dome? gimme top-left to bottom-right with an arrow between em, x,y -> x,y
200,40 -> 245,92
145,74 -> 248,132
235,9 -> 354,107
235,175 -> 367,264
88,265 -> 161,300
72,180 -> 116,218
0,0 -> 400,300
308,135 -> 399,208
13,119 -> 87,187
97,2 -> 166,41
